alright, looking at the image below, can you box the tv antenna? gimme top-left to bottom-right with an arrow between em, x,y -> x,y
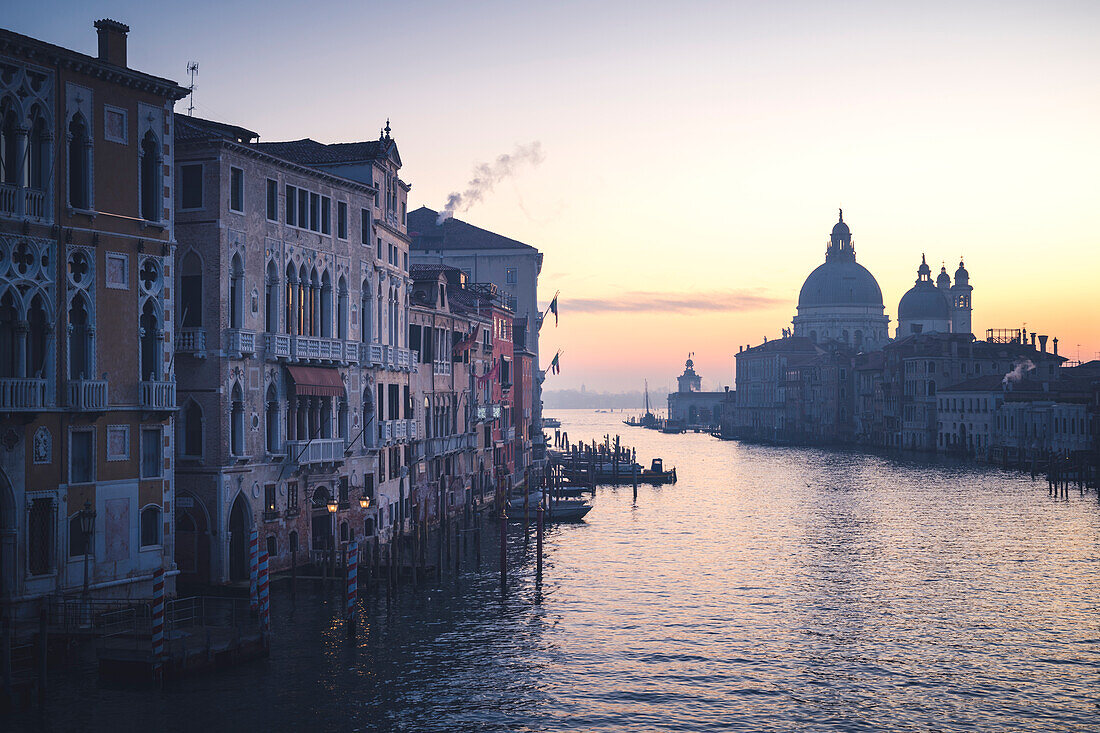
186,62 -> 199,116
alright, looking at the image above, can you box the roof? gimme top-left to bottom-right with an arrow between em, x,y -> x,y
252,138 -> 389,165
175,115 -> 258,144
738,336 -> 819,357
898,281 -> 950,320
797,259 -> 884,310
408,207 -> 537,252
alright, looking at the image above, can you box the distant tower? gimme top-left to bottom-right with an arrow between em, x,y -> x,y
950,258 -> 973,335
677,354 -> 702,393
936,263 -> 951,291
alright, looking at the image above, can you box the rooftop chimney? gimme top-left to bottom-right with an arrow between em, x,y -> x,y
1053,337 -> 1058,357
1038,335 -> 1048,353
1030,333 -> 1037,348
94,19 -> 130,67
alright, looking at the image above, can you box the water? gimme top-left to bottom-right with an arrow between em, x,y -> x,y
12,409 -> 1100,731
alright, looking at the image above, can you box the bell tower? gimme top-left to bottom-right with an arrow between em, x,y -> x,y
950,258 -> 973,335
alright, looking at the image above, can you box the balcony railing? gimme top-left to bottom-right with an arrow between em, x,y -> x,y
266,333 -> 292,359
360,341 -> 384,367
407,420 -> 418,440
344,340 -> 360,365
0,182 -> 17,216
227,329 -> 256,356
397,348 -> 414,372
475,404 -> 502,421
392,420 -> 407,440
433,360 -> 452,377
378,420 -> 392,444
0,377 -> 47,410
292,335 -> 344,362
140,380 -> 176,410
285,438 -> 345,466
177,328 -> 207,356
24,189 -> 46,219
67,379 -> 108,411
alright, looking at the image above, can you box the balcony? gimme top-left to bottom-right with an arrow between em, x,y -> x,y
407,420 -> 418,440
67,379 -> 108,411
378,420 -> 392,444
227,329 -> 256,356
392,419 -> 407,440
344,340 -> 360,365
177,328 -> 207,357
433,360 -> 452,377
0,182 -> 16,216
140,380 -> 176,410
24,189 -> 46,219
292,335 -> 344,362
396,348 -> 415,372
266,333 -> 292,359
475,404 -> 502,421
505,426 -> 516,442
359,341 -> 384,367
285,438 -> 345,466
0,378 -> 47,410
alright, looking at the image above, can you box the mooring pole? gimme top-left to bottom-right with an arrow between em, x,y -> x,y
500,504 -> 508,590
536,500 -> 544,579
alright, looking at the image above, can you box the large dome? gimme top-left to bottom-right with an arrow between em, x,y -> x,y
898,283 -> 950,320
797,259 -> 884,309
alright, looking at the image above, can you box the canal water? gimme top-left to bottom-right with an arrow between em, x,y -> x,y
12,409 -> 1100,731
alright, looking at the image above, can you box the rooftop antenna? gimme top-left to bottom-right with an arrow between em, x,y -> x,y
186,62 -> 199,116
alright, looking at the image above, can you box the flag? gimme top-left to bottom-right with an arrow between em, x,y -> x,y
549,352 -> 561,375
452,332 -> 478,355
549,293 -> 559,326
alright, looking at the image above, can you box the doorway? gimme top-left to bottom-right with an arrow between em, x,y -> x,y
228,493 -> 251,582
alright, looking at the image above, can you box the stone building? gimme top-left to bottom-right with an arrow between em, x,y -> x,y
792,211 -> 890,350
896,256 -> 973,337
407,207 -> 544,469
172,116 -> 413,584
667,355 -> 726,428
733,337 -> 819,440
0,20 -> 188,615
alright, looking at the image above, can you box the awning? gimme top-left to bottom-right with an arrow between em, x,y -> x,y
286,366 -> 344,397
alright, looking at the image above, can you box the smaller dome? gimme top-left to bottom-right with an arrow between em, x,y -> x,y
954,259 -> 969,286
937,265 -> 951,289
831,219 -> 850,238
917,254 -> 931,280
899,284 -> 950,321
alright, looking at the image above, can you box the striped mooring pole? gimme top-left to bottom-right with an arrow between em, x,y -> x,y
346,540 -> 358,635
248,527 -> 259,612
258,547 -> 271,633
151,566 -> 165,681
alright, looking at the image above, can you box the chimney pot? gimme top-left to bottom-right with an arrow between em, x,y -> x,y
1030,333 -> 1036,348
94,18 -> 130,67
1039,335 -> 1048,354
1053,337 -> 1059,357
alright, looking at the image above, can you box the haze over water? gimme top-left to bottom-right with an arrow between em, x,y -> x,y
18,410 -> 1100,731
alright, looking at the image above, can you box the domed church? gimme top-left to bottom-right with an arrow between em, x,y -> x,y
792,211 -> 890,350
896,256 -> 973,337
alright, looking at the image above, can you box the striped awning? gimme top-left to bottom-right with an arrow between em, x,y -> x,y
286,366 -> 344,397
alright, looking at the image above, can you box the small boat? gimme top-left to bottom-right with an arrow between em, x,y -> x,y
623,380 -> 659,428
543,416 -> 561,428
640,458 -> 677,484
554,485 -> 593,497
545,499 -> 592,521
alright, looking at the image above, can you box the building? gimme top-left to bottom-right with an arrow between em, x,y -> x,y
937,375 -> 1005,458
733,337 -> 819,440
407,207 -> 545,468
0,20 -> 189,615
896,256 -> 973,337
172,116 -> 414,585
792,211 -> 890,350
667,355 -> 726,428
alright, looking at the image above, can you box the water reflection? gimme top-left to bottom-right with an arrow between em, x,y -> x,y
11,410 -> 1100,732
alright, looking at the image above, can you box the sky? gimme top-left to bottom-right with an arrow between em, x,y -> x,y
9,1 -> 1099,392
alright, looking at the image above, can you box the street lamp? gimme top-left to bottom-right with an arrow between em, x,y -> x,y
358,495 -> 371,509
327,499 -> 338,514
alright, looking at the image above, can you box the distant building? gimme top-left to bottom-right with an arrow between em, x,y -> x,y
792,211 -> 890,350
897,256 -> 973,337
667,356 -> 726,427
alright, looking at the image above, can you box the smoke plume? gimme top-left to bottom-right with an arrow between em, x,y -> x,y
1002,359 -> 1035,385
437,142 -> 544,224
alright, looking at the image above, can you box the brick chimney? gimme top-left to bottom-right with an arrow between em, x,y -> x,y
1038,335 -> 1048,353
94,19 -> 130,67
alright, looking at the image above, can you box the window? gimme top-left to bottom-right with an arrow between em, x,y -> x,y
505,267 -> 517,285
267,179 -> 278,220
338,202 -> 348,239
140,506 -> 161,547
264,483 -> 276,513
339,476 -> 349,507
361,209 -> 371,244
141,428 -> 162,478
298,189 -> 308,227
70,430 -> 94,484
28,498 -> 54,576
321,196 -> 331,234
229,254 -> 244,330
266,535 -> 277,557
140,131 -> 161,221
231,383 -> 245,456
230,167 -> 244,212
286,184 -> 297,225
377,237 -> 382,260
181,164 -> 203,209
68,513 -> 90,557
265,385 -> 280,453
106,424 -> 129,461
310,192 -> 320,231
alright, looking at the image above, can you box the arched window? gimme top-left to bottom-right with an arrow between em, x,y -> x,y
139,299 -> 160,380
229,254 -> 244,329
320,270 -> 332,338
265,261 -> 279,333
182,400 -> 203,456
140,505 -> 162,547
297,264 -> 309,335
29,111 -> 48,192
337,276 -> 348,340
265,384 -> 280,453
180,251 -> 202,328
339,521 -> 348,542
0,291 -> 16,378
140,131 -> 161,221
0,103 -> 17,185
309,267 -> 321,336
230,383 -> 245,456
360,279 -> 373,343
68,294 -> 91,379
68,114 -> 90,210
284,263 -> 296,335
27,294 -> 48,378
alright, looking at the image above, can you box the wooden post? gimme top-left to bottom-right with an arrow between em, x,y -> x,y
633,461 -> 639,503
499,503 -> 508,589
346,540 -> 358,637
536,499 -> 544,578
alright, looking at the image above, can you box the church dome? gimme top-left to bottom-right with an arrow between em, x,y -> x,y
954,259 -> 969,286
899,285 -> 949,320
831,218 -> 850,239
936,265 -> 951,289
797,260 -> 884,309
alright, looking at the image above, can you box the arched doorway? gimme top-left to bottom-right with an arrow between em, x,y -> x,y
175,493 -> 210,585
311,486 -> 333,552
228,493 -> 251,582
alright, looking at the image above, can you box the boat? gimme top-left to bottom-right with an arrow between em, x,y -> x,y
640,458 -> 677,484
543,416 -> 562,428
623,380 -> 659,428
661,420 -> 686,434
507,491 -> 593,521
